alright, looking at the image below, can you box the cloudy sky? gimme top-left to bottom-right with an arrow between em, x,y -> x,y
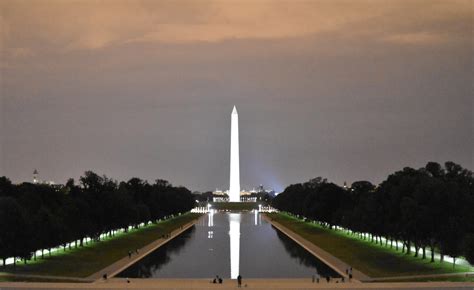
1,0 -> 472,192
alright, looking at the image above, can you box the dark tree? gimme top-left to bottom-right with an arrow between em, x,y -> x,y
0,171 -> 196,265
271,161 -> 473,267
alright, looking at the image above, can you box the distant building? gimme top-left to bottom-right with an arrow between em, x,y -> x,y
241,196 -> 257,202
213,183 -> 275,201
240,189 -> 251,196
33,169 -> 39,184
213,189 -> 227,196
32,169 -> 56,186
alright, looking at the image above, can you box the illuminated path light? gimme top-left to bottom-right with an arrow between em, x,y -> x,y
229,106 -> 240,202
208,209 -> 214,227
229,213 -> 241,278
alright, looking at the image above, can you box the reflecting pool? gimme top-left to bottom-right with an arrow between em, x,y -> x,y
118,212 -> 341,278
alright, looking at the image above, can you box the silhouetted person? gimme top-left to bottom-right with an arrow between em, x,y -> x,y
218,277 -> 223,284
135,249 -> 139,254
128,251 -> 132,259
237,275 -> 242,287
102,273 -> 107,280
326,276 -> 330,283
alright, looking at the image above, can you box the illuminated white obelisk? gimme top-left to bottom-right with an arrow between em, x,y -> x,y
229,106 -> 240,202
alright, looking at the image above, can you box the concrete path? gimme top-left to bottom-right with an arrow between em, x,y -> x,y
0,279 -> 473,289
86,218 -> 200,280
263,215 -> 371,282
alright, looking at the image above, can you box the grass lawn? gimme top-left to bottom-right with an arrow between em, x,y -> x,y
209,202 -> 261,211
377,275 -> 474,282
0,213 -> 201,279
0,275 -> 88,283
267,212 -> 474,278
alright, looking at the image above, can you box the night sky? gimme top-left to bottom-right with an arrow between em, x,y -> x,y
1,1 -> 472,192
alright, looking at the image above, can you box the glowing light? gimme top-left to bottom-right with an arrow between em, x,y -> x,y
229,213 -> 240,278
208,210 -> 214,227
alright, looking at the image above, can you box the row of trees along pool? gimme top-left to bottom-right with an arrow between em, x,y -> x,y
272,161 -> 474,267
0,171 -> 196,266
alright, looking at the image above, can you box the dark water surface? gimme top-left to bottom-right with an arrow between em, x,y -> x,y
117,212 -> 341,278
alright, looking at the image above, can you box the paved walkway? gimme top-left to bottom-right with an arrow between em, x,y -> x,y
263,215 -> 371,282
86,218 -> 200,280
0,279 -> 473,289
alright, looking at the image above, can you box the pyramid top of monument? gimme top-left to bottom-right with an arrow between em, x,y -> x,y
232,106 -> 238,115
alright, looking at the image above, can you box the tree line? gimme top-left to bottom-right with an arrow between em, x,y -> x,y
0,171 -> 196,266
272,161 -> 474,266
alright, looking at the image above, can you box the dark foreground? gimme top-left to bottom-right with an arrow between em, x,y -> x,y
0,278 -> 473,290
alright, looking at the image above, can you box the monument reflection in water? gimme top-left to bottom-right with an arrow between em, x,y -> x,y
229,213 -> 240,278
118,212 -> 341,278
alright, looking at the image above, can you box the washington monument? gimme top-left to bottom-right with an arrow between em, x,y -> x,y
229,106 -> 240,202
